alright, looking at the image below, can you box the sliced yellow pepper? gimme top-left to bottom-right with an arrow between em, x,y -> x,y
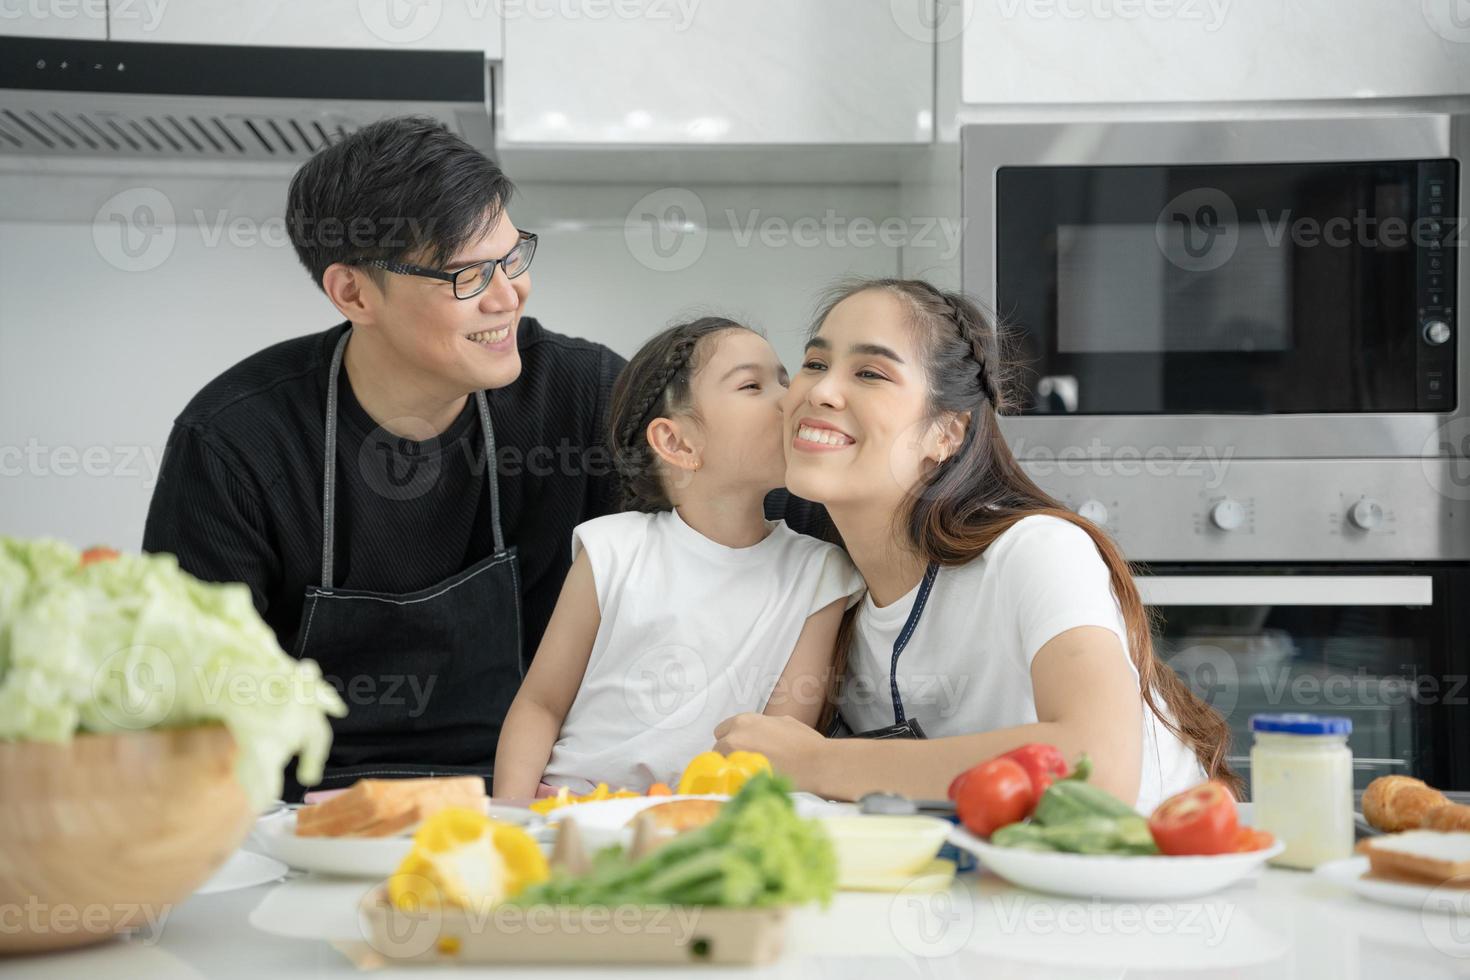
387,807 -> 548,912
676,750 -> 772,796
527,782 -> 641,816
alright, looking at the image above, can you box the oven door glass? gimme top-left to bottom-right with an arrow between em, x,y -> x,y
1146,565 -> 1470,794
997,160 -> 1458,415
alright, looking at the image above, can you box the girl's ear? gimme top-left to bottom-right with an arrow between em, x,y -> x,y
925,411 -> 971,464
646,416 -> 703,472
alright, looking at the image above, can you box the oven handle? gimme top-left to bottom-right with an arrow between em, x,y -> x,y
1135,575 -> 1434,607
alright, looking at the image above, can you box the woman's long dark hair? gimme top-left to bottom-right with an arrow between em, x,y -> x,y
815,279 -> 1241,795
606,316 -> 751,513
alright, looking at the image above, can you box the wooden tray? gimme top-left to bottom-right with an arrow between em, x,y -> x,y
346,886 -> 788,967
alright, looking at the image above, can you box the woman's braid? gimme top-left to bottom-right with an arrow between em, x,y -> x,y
922,282 -> 999,406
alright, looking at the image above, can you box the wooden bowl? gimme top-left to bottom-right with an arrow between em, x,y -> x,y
0,724 -> 253,953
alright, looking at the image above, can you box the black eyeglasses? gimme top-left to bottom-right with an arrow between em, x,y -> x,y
352,230 -> 538,300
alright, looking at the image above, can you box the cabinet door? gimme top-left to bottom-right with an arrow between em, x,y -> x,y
2,2 -> 107,39
108,0 -> 503,55
501,0 -> 932,144
961,0 -> 1470,103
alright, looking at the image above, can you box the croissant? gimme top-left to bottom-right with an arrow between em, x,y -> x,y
1362,775 -> 1449,833
1421,802 -> 1470,833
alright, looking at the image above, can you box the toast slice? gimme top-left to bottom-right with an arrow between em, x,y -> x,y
295,776 -> 486,837
1359,830 -> 1470,887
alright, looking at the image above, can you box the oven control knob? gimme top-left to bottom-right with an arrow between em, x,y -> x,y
1210,499 -> 1246,531
1424,319 -> 1452,346
1077,499 -> 1109,526
1349,498 -> 1384,531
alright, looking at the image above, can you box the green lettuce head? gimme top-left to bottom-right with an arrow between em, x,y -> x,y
0,537 -> 346,809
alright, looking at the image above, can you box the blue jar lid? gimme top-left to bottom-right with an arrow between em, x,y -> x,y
1250,713 -> 1352,735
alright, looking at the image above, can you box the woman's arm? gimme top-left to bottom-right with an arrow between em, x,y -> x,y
762,597 -> 847,728
714,625 -> 1146,804
492,551 -> 601,799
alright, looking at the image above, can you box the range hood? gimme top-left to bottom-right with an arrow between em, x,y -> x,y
0,36 -> 492,160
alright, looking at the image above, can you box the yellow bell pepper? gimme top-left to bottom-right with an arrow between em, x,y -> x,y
527,782 -> 640,816
387,807 -> 548,912
676,751 -> 772,796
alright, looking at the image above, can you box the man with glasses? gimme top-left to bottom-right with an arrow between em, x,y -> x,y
142,116 -> 626,799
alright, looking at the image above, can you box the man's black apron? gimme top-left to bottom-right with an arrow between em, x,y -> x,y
283,329 -> 524,800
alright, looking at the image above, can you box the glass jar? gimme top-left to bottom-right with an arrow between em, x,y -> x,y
1249,713 -> 1354,870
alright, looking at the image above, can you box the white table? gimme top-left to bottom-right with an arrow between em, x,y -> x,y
7,853 -> 1470,979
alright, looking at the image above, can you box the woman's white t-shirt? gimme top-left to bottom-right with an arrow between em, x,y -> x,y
842,515 -> 1206,813
541,507 -> 866,792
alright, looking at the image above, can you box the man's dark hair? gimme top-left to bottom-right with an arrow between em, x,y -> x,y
285,115 -> 515,289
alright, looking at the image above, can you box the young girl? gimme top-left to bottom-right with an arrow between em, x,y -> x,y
714,280 -> 1237,813
493,316 -> 866,797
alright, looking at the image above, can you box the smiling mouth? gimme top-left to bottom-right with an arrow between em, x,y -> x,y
467,326 -> 511,346
795,424 -> 856,448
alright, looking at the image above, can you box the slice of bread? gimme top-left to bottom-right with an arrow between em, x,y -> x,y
352,804 -> 434,839
1359,830 -> 1470,887
295,776 -> 486,837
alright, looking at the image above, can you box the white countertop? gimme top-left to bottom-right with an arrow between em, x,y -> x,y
7,849 -> 1470,980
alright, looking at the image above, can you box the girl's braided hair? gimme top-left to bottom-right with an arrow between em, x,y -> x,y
607,316 -> 751,513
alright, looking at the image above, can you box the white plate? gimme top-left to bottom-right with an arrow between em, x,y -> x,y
949,827 -> 1284,900
538,791 -> 842,827
541,793 -> 726,826
253,801 -> 536,878
540,794 -> 729,851
1316,856 -> 1470,915
195,849 -> 289,895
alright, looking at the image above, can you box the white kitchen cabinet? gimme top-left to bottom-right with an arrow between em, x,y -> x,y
107,0 -> 502,56
1,1 -> 107,40
961,0 -> 1470,104
501,0 -> 933,144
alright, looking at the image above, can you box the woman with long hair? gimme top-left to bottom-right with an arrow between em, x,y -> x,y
715,279 -> 1238,809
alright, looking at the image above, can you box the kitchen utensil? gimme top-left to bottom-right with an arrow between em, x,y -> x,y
856,792 -> 956,817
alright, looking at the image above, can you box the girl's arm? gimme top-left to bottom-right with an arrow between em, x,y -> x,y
492,551 -> 601,799
715,625 -> 1147,805
762,596 -> 847,728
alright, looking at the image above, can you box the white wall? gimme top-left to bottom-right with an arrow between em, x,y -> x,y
0,170 -> 903,550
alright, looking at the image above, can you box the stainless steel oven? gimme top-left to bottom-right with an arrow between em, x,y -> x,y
961,112 -> 1469,459
1143,564 -> 1470,793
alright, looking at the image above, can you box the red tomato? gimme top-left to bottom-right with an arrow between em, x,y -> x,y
949,743 -> 1070,803
954,757 -> 1035,838
1233,826 -> 1275,852
999,744 -> 1069,797
80,546 -> 120,566
1148,781 -> 1239,855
